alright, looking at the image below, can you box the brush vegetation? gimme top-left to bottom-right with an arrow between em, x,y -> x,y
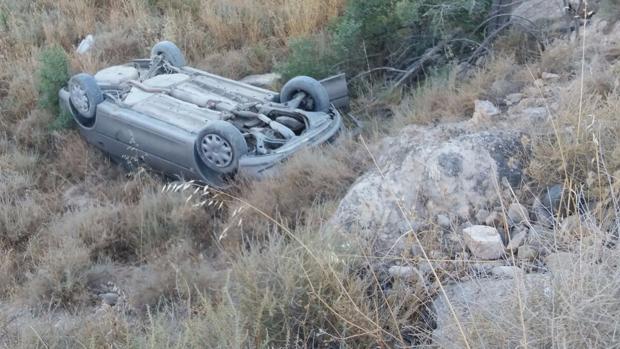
1,0 -> 620,348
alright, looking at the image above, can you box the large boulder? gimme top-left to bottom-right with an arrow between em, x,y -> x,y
432,274 -> 552,348
330,123 -> 528,251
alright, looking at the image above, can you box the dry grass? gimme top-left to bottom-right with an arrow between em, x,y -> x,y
223,137 -> 368,247
393,56 -> 531,125
2,0 -> 620,348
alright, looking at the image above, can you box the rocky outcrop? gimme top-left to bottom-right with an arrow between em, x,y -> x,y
330,122 -> 529,252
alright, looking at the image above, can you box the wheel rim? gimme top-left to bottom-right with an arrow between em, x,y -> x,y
70,82 -> 91,117
200,134 -> 233,168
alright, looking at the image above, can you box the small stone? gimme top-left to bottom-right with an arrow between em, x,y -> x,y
470,261 -> 504,274
505,93 -> 524,105
534,185 -> 564,227
490,266 -> 524,279
76,34 -> 95,54
411,243 -> 424,257
388,265 -> 422,282
528,225 -> 551,240
463,225 -> 505,260
475,209 -> 490,225
523,107 -> 547,120
508,203 -> 529,225
540,185 -> 564,212
437,214 -> 451,228
99,292 -> 119,306
542,72 -> 560,81
507,229 -> 527,250
518,245 -> 538,260
472,100 -> 500,124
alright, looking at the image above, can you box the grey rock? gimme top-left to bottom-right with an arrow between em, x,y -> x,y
432,274 -> 551,348
472,100 -> 500,124
437,214 -> 452,228
505,93 -> 524,106
329,125 -> 528,251
508,202 -> 529,225
518,245 -> 539,260
411,242 -> 424,257
533,184 -> 564,226
528,224 -> 549,237
475,209 -> 491,225
522,107 -> 548,123
507,229 -> 527,250
541,185 -> 564,212
542,72 -> 560,81
76,34 -> 95,54
463,225 -> 505,260
98,292 -> 119,306
484,211 -> 501,226
490,266 -> 525,279
388,265 -> 423,283
470,260 -> 504,274
491,80 -> 521,99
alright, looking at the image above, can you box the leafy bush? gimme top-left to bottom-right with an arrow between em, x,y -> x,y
601,0 -> 620,23
0,8 -> 7,30
280,0 -> 494,80
37,46 -> 70,128
277,35 -> 339,80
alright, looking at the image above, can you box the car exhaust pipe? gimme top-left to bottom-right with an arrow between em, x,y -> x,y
232,110 -> 296,139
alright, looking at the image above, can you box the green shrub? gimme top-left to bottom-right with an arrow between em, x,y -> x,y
601,0 -> 620,23
280,0 -> 494,80
38,46 -> 70,127
277,35 -> 338,80
0,8 -> 7,30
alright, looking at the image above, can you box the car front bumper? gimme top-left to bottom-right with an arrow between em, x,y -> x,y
237,108 -> 342,177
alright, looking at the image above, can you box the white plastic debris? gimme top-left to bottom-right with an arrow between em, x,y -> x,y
76,34 -> 94,54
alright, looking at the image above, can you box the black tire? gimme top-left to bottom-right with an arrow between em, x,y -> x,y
280,76 -> 330,112
150,41 -> 186,67
68,73 -> 103,127
195,121 -> 248,174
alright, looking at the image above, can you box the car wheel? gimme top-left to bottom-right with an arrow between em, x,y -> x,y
280,76 -> 330,112
150,41 -> 186,68
68,73 -> 103,127
196,121 -> 248,174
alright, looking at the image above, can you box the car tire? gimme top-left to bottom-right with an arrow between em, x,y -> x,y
280,76 -> 330,112
196,121 -> 248,174
68,73 -> 103,126
150,41 -> 186,67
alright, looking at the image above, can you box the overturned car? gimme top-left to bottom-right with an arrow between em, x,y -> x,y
59,41 -> 347,186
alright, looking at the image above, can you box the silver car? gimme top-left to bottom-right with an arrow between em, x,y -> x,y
59,41 -> 347,187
